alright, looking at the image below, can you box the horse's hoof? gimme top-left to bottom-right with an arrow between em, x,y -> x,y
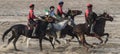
86,48 -> 89,52
15,49 -> 20,51
90,45 -> 95,48
66,39 -> 71,42
92,46 -> 96,49
92,43 -> 99,45
40,50 -> 43,52
52,46 -> 55,49
3,45 -> 7,48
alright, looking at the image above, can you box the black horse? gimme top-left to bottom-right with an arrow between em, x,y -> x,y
2,15 -> 55,51
60,12 -> 113,50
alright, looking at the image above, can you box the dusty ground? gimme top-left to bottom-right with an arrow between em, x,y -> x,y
0,0 -> 120,54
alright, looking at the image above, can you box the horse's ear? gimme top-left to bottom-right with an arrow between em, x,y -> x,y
103,12 -> 106,15
103,10 -> 108,14
68,8 -> 70,10
68,8 -> 71,11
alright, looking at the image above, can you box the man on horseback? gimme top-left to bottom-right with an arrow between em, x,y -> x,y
47,6 -> 56,31
56,1 -> 65,18
85,3 -> 97,34
28,4 -> 39,36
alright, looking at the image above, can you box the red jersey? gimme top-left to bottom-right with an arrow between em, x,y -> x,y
28,9 -> 36,20
57,5 -> 63,15
85,9 -> 90,19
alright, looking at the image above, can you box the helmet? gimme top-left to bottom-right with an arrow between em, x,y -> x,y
87,3 -> 92,7
29,4 -> 34,7
50,6 -> 55,9
59,1 -> 64,5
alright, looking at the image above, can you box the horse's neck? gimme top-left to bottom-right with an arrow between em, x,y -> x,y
37,21 -> 49,30
95,19 -> 106,31
96,18 -> 106,25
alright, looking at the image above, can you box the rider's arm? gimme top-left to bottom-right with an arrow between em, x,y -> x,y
85,13 -> 89,23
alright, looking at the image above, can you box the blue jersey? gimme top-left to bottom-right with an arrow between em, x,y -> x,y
50,10 -> 55,17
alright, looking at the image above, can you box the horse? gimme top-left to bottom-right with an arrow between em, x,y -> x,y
72,12 -> 113,50
46,9 -> 82,44
21,16 -> 71,47
23,9 -> 82,46
2,15 -> 55,51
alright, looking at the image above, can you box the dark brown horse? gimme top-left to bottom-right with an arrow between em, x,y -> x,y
73,12 -> 113,50
2,15 -> 55,51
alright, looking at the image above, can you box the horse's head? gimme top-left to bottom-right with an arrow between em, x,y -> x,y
100,12 -> 113,22
37,15 -> 54,23
66,9 -> 82,17
44,15 -> 54,23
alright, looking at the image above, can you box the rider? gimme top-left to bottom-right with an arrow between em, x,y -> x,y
49,6 -> 57,35
85,3 -> 97,34
47,6 -> 56,29
28,4 -> 39,36
49,6 -> 56,17
56,1 -> 65,18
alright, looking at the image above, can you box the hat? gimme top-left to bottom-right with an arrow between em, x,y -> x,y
29,4 -> 34,7
87,3 -> 92,7
59,1 -> 64,5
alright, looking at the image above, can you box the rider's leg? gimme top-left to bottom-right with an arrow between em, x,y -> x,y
71,19 -> 75,26
90,24 -> 94,34
32,22 -> 37,36
32,26 -> 36,36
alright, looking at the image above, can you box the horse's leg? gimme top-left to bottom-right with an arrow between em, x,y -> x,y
52,37 -> 55,45
55,39 -> 61,44
51,32 -> 60,45
52,37 -> 60,45
74,35 -> 81,45
7,32 -> 15,46
103,33 -> 109,44
39,36 -> 44,51
78,34 -> 89,51
13,34 -> 20,51
22,37 -> 27,43
66,33 -> 75,42
8,35 -> 14,45
68,32 -> 81,44
27,38 -> 31,48
44,37 -> 55,49
83,35 -> 94,48
94,34 -> 103,45
54,33 -> 61,44
59,31 -> 66,38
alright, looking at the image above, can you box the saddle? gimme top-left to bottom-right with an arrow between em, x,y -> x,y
27,21 -> 37,30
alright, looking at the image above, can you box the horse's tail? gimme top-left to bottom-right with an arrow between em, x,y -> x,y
2,26 -> 13,42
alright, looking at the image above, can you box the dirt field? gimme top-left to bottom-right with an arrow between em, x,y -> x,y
0,0 -> 120,54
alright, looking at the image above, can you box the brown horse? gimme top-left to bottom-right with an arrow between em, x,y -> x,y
73,12 -> 113,50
